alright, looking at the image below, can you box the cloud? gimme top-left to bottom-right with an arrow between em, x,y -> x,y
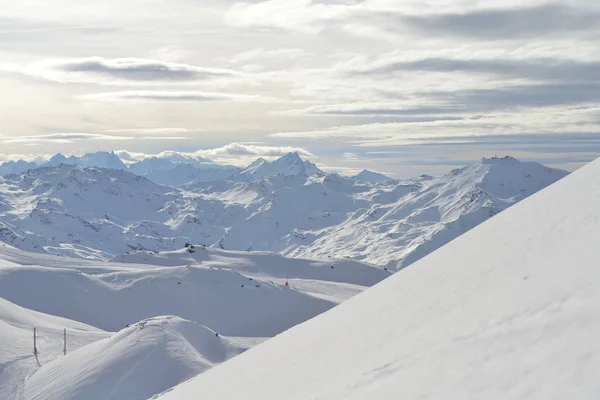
400,4 -> 600,40
195,143 -> 315,160
1,133 -> 134,144
225,1 -> 600,41
270,105 -> 600,146
350,56 -> 600,83
105,128 -> 201,135
282,103 -> 467,117
116,143 -> 316,167
80,90 -> 274,102
114,150 -> 214,165
19,57 -> 237,85
225,0 -> 352,34
229,48 -> 313,64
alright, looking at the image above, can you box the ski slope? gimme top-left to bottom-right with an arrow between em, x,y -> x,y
158,158 -> 600,400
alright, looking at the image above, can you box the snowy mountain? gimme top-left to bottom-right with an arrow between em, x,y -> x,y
45,151 -> 127,170
0,160 -> 39,176
0,241 -> 387,399
289,156 -> 569,269
0,157 -> 567,269
0,151 -> 323,186
352,169 -> 395,182
128,155 -> 223,175
237,152 -> 323,181
157,156 -> 600,400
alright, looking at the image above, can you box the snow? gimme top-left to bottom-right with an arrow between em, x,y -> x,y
0,255 -> 384,336
23,316 -> 256,400
0,242 -> 388,398
237,151 -> 322,180
0,154 -> 588,399
0,243 -> 386,399
158,156 -> 600,400
352,169 -> 394,182
0,161 -> 39,177
0,297 -> 108,399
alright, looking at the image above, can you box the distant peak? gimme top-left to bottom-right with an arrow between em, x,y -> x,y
49,153 -> 67,161
353,169 -> 393,182
279,152 -> 302,162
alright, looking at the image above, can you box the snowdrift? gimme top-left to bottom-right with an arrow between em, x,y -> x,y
158,158 -> 600,400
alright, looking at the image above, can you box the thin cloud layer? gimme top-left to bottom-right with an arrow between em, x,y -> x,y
21,57 -> 237,85
117,143 -> 315,166
82,91 -> 273,102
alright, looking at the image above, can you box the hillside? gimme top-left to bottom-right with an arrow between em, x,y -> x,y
0,298 -> 108,399
23,316 -> 256,400
0,156 -> 567,269
157,158 -> 600,400
0,243 -> 386,399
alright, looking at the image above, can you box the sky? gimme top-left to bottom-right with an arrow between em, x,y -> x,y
1,0 -> 599,177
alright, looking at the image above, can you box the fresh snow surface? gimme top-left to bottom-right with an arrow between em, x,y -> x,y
0,244 -> 386,399
158,157 -> 600,400
0,155 -> 567,270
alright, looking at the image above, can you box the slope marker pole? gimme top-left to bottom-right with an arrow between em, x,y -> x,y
33,327 -> 37,355
63,328 -> 67,355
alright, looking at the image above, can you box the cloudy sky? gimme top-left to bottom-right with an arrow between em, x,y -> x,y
1,0 -> 599,177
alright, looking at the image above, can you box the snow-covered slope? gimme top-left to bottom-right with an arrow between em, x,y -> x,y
0,157 -> 567,269
158,156 -> 600,400
289,156 -> 568,269
352,169 -> 394,182
0,246 -> 387,334
23,316 -> 255,400
0,297 -> 108,399
0,243 -> 386,399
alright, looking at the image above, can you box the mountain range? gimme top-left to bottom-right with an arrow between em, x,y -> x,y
0,153 -> 567,270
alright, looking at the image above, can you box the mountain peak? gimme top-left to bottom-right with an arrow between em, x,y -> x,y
352,169 -> 393,182
277,152 -> 303,164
